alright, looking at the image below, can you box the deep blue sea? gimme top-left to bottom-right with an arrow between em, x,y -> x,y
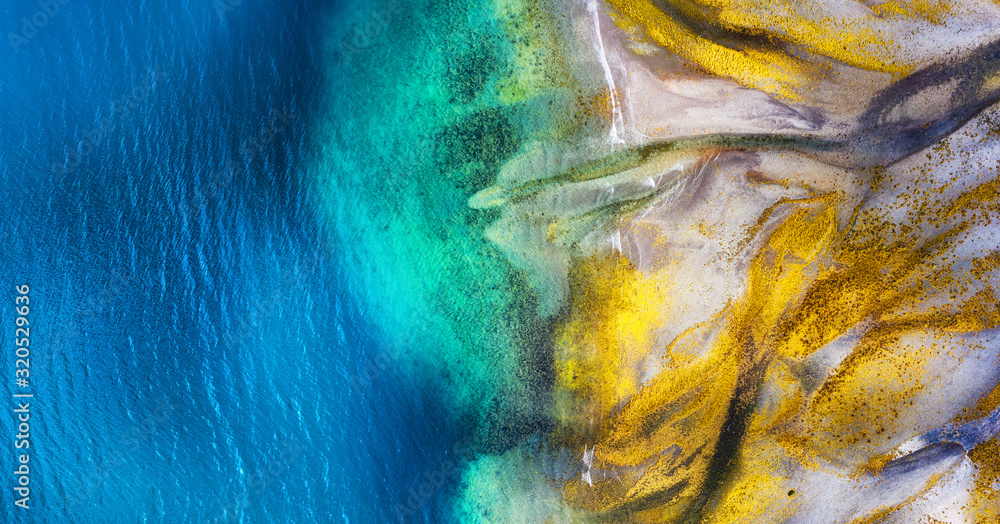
0,0 -> 473,521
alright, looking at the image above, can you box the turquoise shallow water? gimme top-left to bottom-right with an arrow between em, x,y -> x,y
317,0 -> 560,457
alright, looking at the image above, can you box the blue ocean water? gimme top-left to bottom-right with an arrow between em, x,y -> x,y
0,0 -> 471,522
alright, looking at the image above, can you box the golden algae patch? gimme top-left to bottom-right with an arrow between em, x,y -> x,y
790,222 -> 999,466
755,130 -> 1000,481
601,0 -> 810,98
576,90 -> 618,128
554,257 -> 736,516
596,0 -> 942,99
711,4 -> 904,72
772,253 -> 888,360
739,198 -> 838,344
770,147 -> 1000,364
956,381 -> 1000,425
553,253 -> 675,432
748,360 -> 804,434
967,438 -> 1000,523
553,195 -> 840,520
803,328 -> 934,462
870,0 -> 954,24
703,439 -> 798,524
